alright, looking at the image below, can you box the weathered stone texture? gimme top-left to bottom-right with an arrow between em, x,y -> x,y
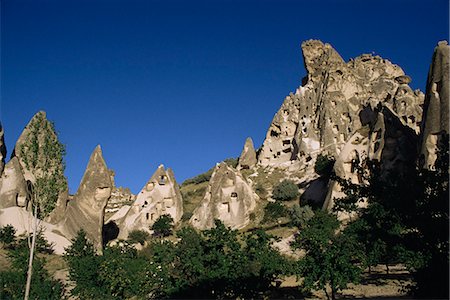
59,145 -> 112,252
0,122 -> 6,175
0,157 -> 29,209
116,165 -> 183,239
259,40 -> 423,168
420,41 -> 449,169
238,137 -> 257,169
190,162 -> 258,230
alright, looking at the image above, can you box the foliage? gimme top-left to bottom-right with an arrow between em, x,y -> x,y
289,204 -> 314,229
291,211 -> 363,300
263,201 -> 287,223
17,113 -> 67,219
0,233 -> 63,299
151,214 -> 174,237
128,229 -> 150,245
314,154 -> 335,177
272,179 -> 299,201
0,225 -> 16,247
254,182 -> 267,198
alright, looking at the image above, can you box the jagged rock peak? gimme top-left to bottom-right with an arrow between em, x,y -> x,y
190,162 -> 258,230
420,40 -> 449,169
238,137 -> 257,170
59,145 -> 112,253
114,164 -> 183,240
258,39 -> 423,168
0,122 -> 6,175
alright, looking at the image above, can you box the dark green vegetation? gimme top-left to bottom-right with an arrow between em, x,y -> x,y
314,154 -> 335,177
128,230 -> 150,245
272,179 -> 299,201
151,214 -> 174,237
0,229 -> 63,299
64,222 -> 291,299
181,158 -> 238,186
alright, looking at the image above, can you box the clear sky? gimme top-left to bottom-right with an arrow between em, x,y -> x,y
1,0 -> 449,194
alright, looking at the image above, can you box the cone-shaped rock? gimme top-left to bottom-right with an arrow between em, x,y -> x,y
420,41 -> 450,169
190,162 -> 258,230
115,165 -> 183,239
0,122 -> 6,175
238,137 -> 257,170
59,145 -> 112,252
0,157 -> 29,209
258,40 -> 423,168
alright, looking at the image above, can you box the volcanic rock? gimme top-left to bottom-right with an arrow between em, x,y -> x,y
59,145 -> 112,253
0,122 -> 6,175
258,40 -> 423,168
238,137 -> 257,169
190,162 -> 258,230
420,41 -> 449,169
0,157 -> 30,209
115,165 -> 183,239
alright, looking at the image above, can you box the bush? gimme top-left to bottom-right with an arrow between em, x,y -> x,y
263,201 -> 287,222
0,225 -> 16,247
272,180 -> 299,201
151,214 -> 174,237
128,230 -> 150,245
314,154 -> 335,177
289,204 -> 314,229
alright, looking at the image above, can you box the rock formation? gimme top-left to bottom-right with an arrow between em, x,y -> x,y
238,137 -> 257,169
0,157 -> 30,209
190,162 -> 258,230
0,122 -> 6,175
115,165 -> 183,239
420,41 -> 449,170
59,145 -> 112,253
258,40 -> 423,169
11,111 -> 68,218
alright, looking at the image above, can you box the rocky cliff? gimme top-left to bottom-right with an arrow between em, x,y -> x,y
258,40 -> 423,170
0,122 -> 6,175
59,145 -> 112,253
420,41 -> 450,170
238,137 -> 257,170
190,162 -> 258,230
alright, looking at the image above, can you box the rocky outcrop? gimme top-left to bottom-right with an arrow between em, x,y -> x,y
0,157 -> 29,209
11,111 -> 68,218
190,162 -> 258,230
0,122 -> 6,175
238,137 -> 257,169
258,40 -> 423,168
59,145 -> 112,253
115,165 -> 183,239
420,41 -> 449,170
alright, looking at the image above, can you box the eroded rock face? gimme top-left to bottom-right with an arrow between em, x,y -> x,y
190,162 -> 258,230
0,122 -> 6,175
258,40 -> 423,168
59,145 -> 112,252
116,165 -> 183,239
0,157 -> 29,209
238,137 -> 257,169
420,41 -> 449,169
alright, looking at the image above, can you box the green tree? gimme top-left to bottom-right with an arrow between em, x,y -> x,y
289,204 -> 314,229
0,225 -> 16,248
151,214 -> 174,237
263,201 -> 287,223
314,154 -> 335,177
291,211 -> 363,300
272,180 -> 299,201
128,229 -> 150,245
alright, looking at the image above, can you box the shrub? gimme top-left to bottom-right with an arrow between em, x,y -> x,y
0,225 -> 16,247
314,154 -> 335,177
272,180 -> 299,201
128,230 -> 150,245
289,204 -> 314,229
151,214 -> 174,237
263,201 -> 287,222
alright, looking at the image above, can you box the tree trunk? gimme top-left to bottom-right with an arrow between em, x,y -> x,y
386,264 -> 389,274
24,203 -> 38,300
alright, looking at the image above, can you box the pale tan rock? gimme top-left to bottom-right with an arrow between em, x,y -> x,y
0,157 -> 30,208
238,137 -> 257,169
58,145 -> 112,253
190,162 -> 258,230
258,40 -> 423,168
115,165 -> 183,239
420,41 -> 449,170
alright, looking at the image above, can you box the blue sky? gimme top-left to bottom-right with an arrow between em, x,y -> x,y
1,0 -> 448,193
